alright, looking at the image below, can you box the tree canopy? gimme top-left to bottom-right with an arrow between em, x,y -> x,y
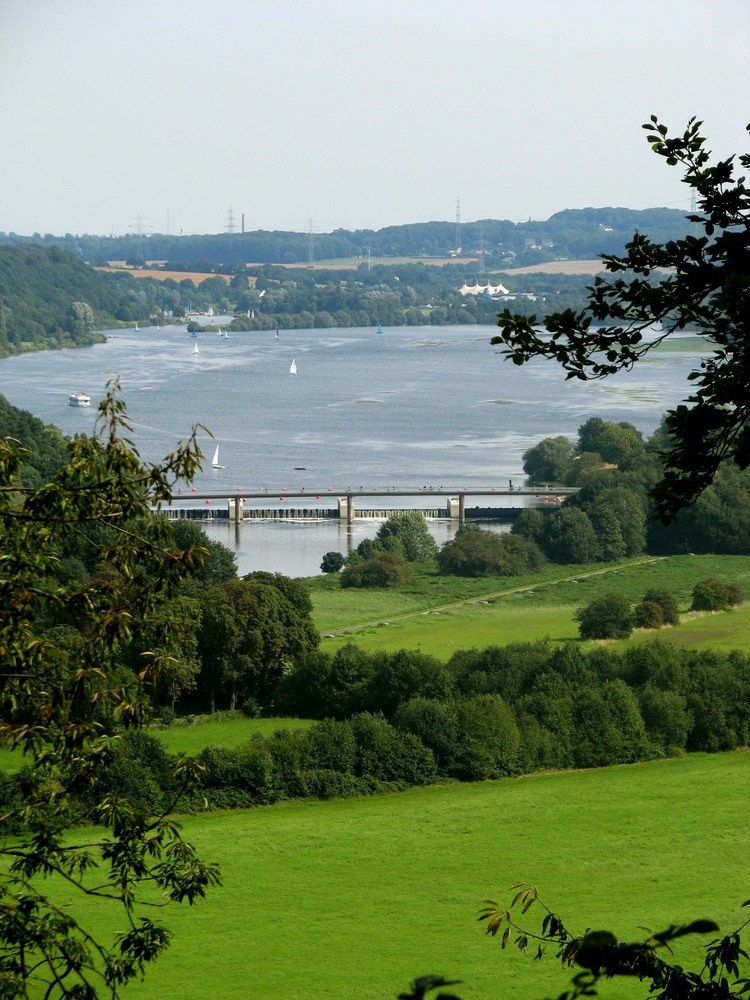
0,383 -> 220,998
493,117 -> 750,523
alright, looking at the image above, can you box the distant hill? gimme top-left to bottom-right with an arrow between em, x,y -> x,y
0,207 -> 699,270
0,245 -> 132,355
0,208 -> 702,356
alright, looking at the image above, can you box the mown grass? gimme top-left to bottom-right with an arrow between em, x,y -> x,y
156,715 -> 315,756
0,717 -> 315,774
49,751 -> 749,1000
309,555 -> 750,660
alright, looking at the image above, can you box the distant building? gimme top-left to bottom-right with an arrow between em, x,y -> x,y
458,280 -> 510,297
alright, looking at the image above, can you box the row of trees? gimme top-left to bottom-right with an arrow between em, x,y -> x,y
0,206 -> 698,269
5,632 -> 748,827
277,636 -> 750,765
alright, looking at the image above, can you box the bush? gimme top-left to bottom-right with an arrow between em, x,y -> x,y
691,577 -> 742,612
641,587 -> 680,625
437,526 -> 545,577
320,550 -> 345,573
241,696 -> 261,718
575,592 -> 633,640
340,550 -> 411,588
349,712 -> 437,786
633,600 -> 666,629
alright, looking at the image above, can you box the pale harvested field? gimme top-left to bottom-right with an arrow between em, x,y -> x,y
97,267 -> 238,286
501,259 -> 608,275
501,260 -> 674,276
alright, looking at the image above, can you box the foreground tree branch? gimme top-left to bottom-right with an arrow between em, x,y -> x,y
477,883 -> 749,1000
492,116 -> 750,523
0,381 -> 221,999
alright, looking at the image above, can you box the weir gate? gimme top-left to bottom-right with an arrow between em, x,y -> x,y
160,487 -> 578,525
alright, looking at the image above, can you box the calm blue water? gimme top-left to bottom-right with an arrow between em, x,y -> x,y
0,323 -> 704,576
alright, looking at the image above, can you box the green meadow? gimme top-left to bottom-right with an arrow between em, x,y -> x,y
5,556 -> 750,998
308,554 -> 750,659
52,751 -> 749,1000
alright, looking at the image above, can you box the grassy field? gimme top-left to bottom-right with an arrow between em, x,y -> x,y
47,750 -> 749,1000
156,715 -> 315,755
308,554 -> 750,660
0,716 -> 315,774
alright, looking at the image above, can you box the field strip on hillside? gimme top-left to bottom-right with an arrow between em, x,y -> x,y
321,557 -> 666,635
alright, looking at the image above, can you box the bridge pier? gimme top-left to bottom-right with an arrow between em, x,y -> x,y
446,495 -> 466,523
228,498 -> 243,524
339,495 -> 355,525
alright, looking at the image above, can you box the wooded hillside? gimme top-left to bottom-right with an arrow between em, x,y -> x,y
0,207 -> 698,269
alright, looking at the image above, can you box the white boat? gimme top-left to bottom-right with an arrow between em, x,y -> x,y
211,445 -> 225,469
192,341 -> 200,356
289,358 -> 297,376
68,392 -> 91,407
134,322 -> 140,331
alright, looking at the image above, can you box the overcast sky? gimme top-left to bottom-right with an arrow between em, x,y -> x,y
1,0 -> 748,237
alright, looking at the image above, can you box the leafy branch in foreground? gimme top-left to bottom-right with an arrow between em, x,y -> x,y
0,381 -> 221,999
478,883 -> 749,1000
492,116 -> 750,523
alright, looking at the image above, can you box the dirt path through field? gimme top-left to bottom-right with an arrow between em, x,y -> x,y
321,558 -> 665,636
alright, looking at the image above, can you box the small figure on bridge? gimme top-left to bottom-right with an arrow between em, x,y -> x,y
509,479 -> 513,489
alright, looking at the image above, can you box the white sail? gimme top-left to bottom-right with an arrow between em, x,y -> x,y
212,445 -> 225,469
192,341 -> 199,356
290,358 -> 297,376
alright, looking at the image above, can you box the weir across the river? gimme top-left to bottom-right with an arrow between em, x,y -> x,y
161,486 -> 578,525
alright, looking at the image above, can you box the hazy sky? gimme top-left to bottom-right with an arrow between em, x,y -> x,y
1,0 -> 748,237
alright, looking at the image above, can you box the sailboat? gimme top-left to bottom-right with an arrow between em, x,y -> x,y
275,329 -> 280,339
211,445 -> 225,469
376,323 -> 383,335
217,327 -> 223,337
134,322 -> 140,332
192,341 -> 200,357
223,328 -> 229,339
289,358 -> 297,376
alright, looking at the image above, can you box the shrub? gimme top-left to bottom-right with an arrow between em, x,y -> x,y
320,550 -> 345,573
437,526 -> 545,577
633,600 -> 666,629
241,697 -> 261,718
340,550 -> 411,588
297,769 -> 362,800
306,718 -> 357,774
349,712 -> 437,786
691,577 -> 741,612
575,592 -> 633,640
641,587 -> 680,625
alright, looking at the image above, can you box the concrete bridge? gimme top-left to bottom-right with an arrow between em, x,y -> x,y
162,486 -> 578,525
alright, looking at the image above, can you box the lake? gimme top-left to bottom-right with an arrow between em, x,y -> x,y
0,323 -> 705,576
